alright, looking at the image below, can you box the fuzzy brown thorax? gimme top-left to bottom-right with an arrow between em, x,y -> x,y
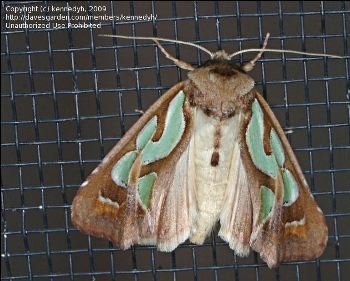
185,58 -> 255,119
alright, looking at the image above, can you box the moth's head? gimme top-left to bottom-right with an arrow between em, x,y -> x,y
184,43 -> 264,119
206,49 -> 253,73
187,55 -> 255,103
184,55 -> 255,119
211,50 -> 230,60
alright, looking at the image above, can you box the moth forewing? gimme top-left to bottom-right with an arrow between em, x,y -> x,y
71,82 -> 192,246
72,36 -> 328,268
242,92 -> 328,267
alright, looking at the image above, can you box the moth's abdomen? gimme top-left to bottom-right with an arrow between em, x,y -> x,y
190,108 -> 241,244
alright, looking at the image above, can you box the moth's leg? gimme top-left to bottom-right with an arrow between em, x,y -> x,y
242,33 -> 270,72
153,40 -> 195,71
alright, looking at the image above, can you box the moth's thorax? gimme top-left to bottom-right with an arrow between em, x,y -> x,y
185,59 -> 255,119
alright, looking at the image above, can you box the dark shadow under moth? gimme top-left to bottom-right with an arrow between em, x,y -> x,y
71,34 -> 332,268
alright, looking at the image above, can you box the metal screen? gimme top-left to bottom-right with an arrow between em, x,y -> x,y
1,1 -> 349,281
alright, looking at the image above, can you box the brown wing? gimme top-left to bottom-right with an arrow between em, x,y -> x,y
71,82 -> 195,250
240,91 -> 328,268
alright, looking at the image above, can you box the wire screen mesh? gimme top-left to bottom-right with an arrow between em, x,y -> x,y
1,1 -> 349,281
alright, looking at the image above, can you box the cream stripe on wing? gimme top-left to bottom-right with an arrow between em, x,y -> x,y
219,141 -> 252,257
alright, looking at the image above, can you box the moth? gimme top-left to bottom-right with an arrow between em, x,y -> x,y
71,33 -> 338,268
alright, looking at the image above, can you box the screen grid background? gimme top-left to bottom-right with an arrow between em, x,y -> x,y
1,1 -> 349,281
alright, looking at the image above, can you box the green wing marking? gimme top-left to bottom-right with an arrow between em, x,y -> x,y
259,186 -> 275,223
137,172 -> 157,209
141,90 -> 186,164
136,116 -> 157,150
111,151 -> 137,187
246,99 -> 278,178
247,99 -> 301,215
110,90 -> 186,212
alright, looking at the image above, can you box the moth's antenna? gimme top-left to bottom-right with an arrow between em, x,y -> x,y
241,33 -> 270,72
100,34 -> 343,72
100,34 -> 214,58
152,39 -> 194,71
230,33 -> 343,72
